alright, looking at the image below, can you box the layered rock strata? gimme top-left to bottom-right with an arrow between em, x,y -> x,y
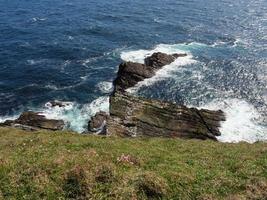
89,52 -> 226,140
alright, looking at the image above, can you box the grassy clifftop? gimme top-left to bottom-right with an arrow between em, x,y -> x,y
0,127 -> 266,200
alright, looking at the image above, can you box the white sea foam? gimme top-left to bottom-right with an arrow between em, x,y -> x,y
233,38 -> 243,47
0,115 -> 20,123
201,99 -> 267,143
41,96 -> 110,133
121,43 -> 196,63
44,82 -> 82,91
211,41 -> 227,47
83,96 -> 110,117
97,81 -> 113,93
126,55 -> 197,93
32,17 -> 47,22
68,36 -> 74,40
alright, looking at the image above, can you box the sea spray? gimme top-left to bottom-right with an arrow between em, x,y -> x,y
202,99 -> 267,143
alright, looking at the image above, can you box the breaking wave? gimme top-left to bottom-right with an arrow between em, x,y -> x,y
41,96 -> 110,133
97,81 -> 114,94
202,99 -> 267,143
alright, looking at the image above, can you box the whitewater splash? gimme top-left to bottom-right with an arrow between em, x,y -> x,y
0,96 -> 110,133
97,81 -> 114,93
41,96 -> 110,133
0,115 -> 20,123
121,42 -> 205,63
202,99 -> 267,143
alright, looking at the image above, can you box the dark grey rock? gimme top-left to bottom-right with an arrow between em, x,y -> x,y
108,92 -> 225,140
0,111 -> 64,131
88,111 -> 109,135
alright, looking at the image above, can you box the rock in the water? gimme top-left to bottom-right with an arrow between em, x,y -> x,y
88,111 -> 109,134
113,52 -> 187,92
46,100 -> 72,108
108,92 -> 225,140
113,62 -> 155,92
108,51 -> 225,140
144,52 -> 186,69
0,111 -> 64,131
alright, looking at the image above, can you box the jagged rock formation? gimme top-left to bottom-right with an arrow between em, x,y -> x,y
108,92 -> 225,140
0,111 -> 64,131
103,52 -> 226,140
113,52 -> 187,92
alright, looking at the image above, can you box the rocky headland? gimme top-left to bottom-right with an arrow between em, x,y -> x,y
1,52 -> 226,140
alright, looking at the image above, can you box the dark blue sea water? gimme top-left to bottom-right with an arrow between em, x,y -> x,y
0,0 -> 266,142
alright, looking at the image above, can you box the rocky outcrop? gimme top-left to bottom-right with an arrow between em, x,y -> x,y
113,62 -> 155,92
0,111 -> 64,131
87,51 -> 226,140
113,52 -> 187,92
108,92 -> 225,140
88,111 -> 108,134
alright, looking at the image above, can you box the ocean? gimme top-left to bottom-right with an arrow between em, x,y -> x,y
0,0 -> 266,143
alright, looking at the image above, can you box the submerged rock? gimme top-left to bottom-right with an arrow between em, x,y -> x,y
45,100 -> 72,108
0,111 -> 64,131
108,92 -> 225,140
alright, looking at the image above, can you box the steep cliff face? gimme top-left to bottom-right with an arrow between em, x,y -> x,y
108,92 -> 225,140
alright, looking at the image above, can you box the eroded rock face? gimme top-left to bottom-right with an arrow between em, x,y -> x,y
108,92 -> 225,140
0,111 -> 64,131
113,52 -> 187,92
88,111 -> 109,134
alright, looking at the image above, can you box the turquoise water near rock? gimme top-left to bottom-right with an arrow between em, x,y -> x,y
0,0 -> 266,142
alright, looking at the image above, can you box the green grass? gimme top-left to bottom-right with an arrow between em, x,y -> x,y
0,127 -> 266,200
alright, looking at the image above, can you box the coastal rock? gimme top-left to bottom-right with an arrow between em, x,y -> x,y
0,111 -> 64,131
113,52 -> 187,92
108,92 -> 225,140
45,100 -> 72,108
88,111 -> 109,134
144,52 -> 187,69
113,62 -> 155,92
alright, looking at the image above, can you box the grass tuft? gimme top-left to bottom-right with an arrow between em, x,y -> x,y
134,172 -> 168,199
63,166 -> 91,200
